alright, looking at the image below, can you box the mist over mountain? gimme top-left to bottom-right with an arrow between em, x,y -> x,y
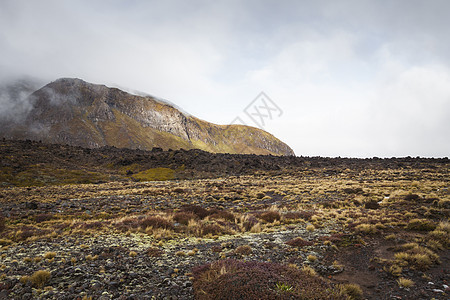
0,78 -> 294,156
0,77 -> 45,122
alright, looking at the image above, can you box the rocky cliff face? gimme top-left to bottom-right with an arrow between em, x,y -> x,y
0,78 -> 295,156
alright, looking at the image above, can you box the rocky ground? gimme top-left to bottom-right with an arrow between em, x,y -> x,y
0,140 -> 449,299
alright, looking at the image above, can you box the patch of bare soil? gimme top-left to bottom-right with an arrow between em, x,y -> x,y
324,236 -> 449,299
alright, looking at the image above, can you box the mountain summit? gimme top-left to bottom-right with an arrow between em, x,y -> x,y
0,78 -> 294,155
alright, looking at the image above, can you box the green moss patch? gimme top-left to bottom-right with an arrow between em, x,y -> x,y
132,167 -> 175,181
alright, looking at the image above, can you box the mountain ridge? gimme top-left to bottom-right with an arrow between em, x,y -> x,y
0,78 -> 295,156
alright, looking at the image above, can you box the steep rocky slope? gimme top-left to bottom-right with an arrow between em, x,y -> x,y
0,78 -> 294,155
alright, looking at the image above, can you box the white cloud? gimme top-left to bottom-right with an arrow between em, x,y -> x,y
0,0 -> 449,157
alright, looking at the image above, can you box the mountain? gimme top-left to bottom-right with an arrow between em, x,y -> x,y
0,78 -> 294,156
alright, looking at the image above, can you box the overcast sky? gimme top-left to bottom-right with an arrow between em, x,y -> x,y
1,0 -> 449,157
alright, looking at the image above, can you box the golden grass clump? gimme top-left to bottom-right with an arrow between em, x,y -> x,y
306,224 -> 315,232
85,254 -> 98,261
44,252 -> 56,259
355,224 -> 377,234
307,255 -> 317,262
427,221 -> 450,247
395,243 -> 439,270
250,222 -> 262,233
339,283 -> 363,299
385,264 -> 403,277
406,219 -> 436,231
385,234 -> 396,240
22,270 -> 51,288
301,265 -> 317,276
397,277 -> 414,288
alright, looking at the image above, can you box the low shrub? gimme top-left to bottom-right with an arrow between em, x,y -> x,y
79,221 -> 104,230
285,237 -> 313,247
284,211 -> 315,221
173,212 -> 198,226
140,216 -> 173,230
180,205 -> 210,219
199,223 -> 230,237
258,211 -> 281,223
234,245 -> 252,256
192,259 -> 345,299
209,209 -> 235,222
319,234 -> 343,243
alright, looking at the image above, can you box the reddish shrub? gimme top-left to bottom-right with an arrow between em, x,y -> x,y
181,205 -> 210,219
79,221 -> 104,229
318,234 -> 343,243
210,245 -> 222,253
209,209 -> 235,222
284,211 -> 315,221
173,212 -> 198,225
200,224 -> 225,236
17,226 -> 50,241
234,245 -> 252,255
114,217 -> 139,232
192,259 -> 345,300
140,216 -> 173,230
258,211 -> 281,223
285,237 -> 313,247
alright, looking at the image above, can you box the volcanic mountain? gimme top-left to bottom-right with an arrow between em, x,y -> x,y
0,78 -> 294,156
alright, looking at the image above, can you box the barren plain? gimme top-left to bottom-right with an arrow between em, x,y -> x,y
0,140 -> 449,299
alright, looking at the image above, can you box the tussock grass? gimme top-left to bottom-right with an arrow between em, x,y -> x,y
397,277 -> 414,288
